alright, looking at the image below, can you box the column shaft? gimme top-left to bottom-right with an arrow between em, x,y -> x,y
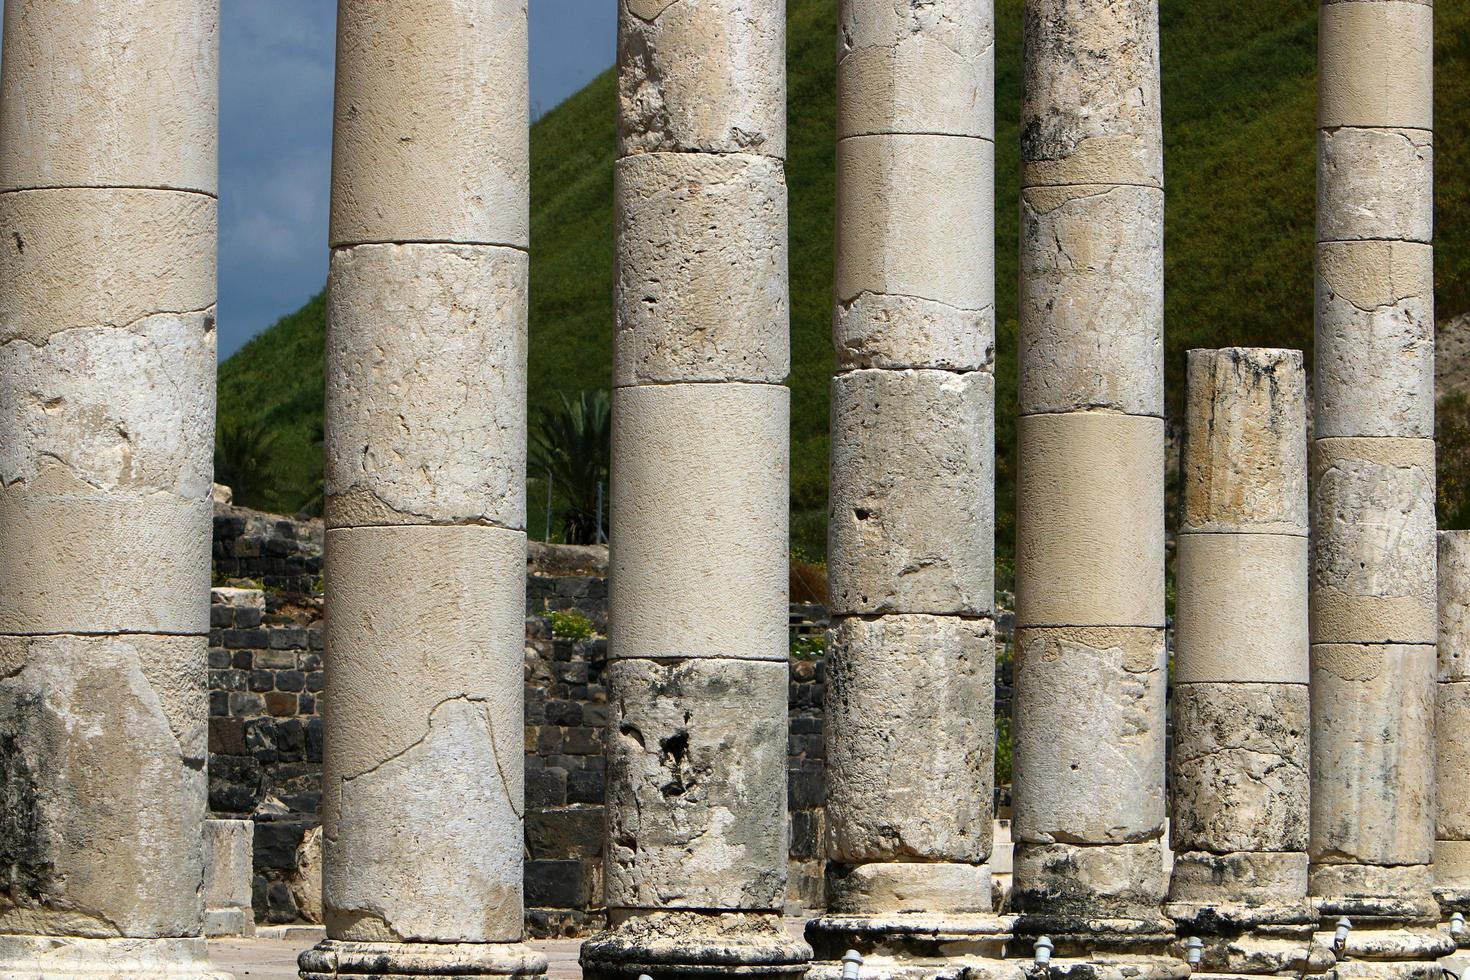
300,2 -> 544,978
1166,349 -> 1330,976
0,2 -> 226,977
579,1 -> 808,978
1436,532 -> 1470,919
810,9 -> 998,966
1308,1 -> 1446,960
1013,0 -> 1176,968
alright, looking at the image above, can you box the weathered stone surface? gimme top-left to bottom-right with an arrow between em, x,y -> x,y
824,615 -> 994,862
833,291 -> 993,373
0,312 -> 216,500
837,0 -> 993,139
1180,347 -> 1307,535
203,819 -> 254,938
1018,184 -> 1164,416
1170,683 -> 1308,854
321,524 -> 526,943
1168,850 -> 1308,906
1318,128 -> 1433,245
289,825 -> 325,926
0,188 -> 216,342
1173,533 -> 1308,684
1020,0 -> 1162,188
826,862 -> 992,916
0,473 -> 211,635
324,243 -> 527,530
1437,680 -> 1470,840
1310,438 -> 1436,645
1012,626 -> 1166,844
1309,644 -> 1435,867
604,658 -> 787,912
329,0 -> 528,247
613,152 -> 788,385
609,383 -> 788,661
1011,840 -> 1167,920
0,935 -> 228,979
1318,0 -> 1433,131
1440,531 -> 1470,681
299,938 -> 546,979
1315,241 -> 1434,440
0,633 -> 208,938
0,0 -> 218,194
1435,841 -> 1470,891
835,134 -> 994,314
1015,413 -> 1165,628
617,0 -> 785,157
828,370 -> 993,617
581,911 -> 807,980
1309,862 -> 1436,907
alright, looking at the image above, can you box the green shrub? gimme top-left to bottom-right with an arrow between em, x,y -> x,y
790,632 -> 825,661
549,609 -> 595,640
995,714 -> 1013,788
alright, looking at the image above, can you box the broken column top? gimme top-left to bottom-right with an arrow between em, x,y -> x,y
1181,347 -> 1308,536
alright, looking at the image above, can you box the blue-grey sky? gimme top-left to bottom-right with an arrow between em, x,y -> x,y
219,1 -> 616,359
0,0 -> 616,359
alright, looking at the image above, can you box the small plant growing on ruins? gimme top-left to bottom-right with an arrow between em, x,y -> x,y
790,632 -> 824,661
549,609 -> 595,640
529,390 -> 611,544
994,714 -> 1013,787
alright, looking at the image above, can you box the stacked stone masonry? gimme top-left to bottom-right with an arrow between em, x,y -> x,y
1309,2 -> 1445,963
1167,348 -> 1326,977
581,0 -> 809,977
1013,1 -> 1177,971
810,1 -> 1003,977
1437,533 -> 1470,915
300,2 -> 542,978
0,2 -> 227,977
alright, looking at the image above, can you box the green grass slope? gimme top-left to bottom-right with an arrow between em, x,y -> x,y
220,0 -> 1470,556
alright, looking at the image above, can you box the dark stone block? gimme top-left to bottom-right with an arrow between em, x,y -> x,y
209,669 -> 246,693
526,807 -> 604,859
209,690 -> 228,717
254,819 -> 310,870
536,727 -> 562,755
269,628 -> 308,650
562,727 -> 600,756
276,718 -> 307,755
208,648 -> 231,670
526,767 -> 567,809
211,605 -> 234,629
209,755 -> 263,814
265,692 -> 297,717
788,809 -> 821,859
525,859 -> 591,908
301,652 -> 322,672
305,671 -> 325,693
788,761 -> 826,811
306,717 -> 325,763
299,693 -> 316,715
235,606 -> 264,629
275,670 -> 306,693
248,669 -> 274,693
229,692 -> 264,716
545,700 -> 582,727
581,703 -> 609,728
223,628 -> 268,649
231,650 -> 253,670
566,767 -> 605,805
210,717 -> 249,756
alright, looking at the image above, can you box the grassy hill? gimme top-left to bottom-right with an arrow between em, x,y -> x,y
219,0 -> 1470,562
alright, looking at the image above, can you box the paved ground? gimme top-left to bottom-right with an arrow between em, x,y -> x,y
209,932 -> 585,980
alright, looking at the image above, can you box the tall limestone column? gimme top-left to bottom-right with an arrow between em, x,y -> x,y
296,3 -> 546,979
578,2 -> 809,979
0,3 -> 229,978
1436,532 -> 1470,929
1309,0 -> 1450,972
1166,349 -> 1332,977
803,1 -> 1005,977
1012,0 -> 1180,974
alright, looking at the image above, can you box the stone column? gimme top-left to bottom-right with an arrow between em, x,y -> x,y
1166,349 -> 1332,976
0,3 -> 228,978
1012,0 -> 1179,974
296,3 -> 546,979
802,1 -> 1005,977
1438,533 -> 1470,932
578,2 -> 807,979
1308,0 -> 1450,972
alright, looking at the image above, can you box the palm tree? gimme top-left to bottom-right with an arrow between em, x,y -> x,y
529,390 -> 611,544
215,420 -> 278,510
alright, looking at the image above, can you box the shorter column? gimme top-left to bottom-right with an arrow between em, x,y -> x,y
1436,532 -> 1470,941
1165,349 -> 1332,978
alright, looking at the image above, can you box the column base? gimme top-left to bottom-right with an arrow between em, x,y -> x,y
580,911 -> 811,980
298,940 -> 547,979
1309,926 -> 1454,980
0,935 -> 232,980
1166,901 -> 1334,975
1004,917 -> 1188,980
805,912 -> 1012,980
